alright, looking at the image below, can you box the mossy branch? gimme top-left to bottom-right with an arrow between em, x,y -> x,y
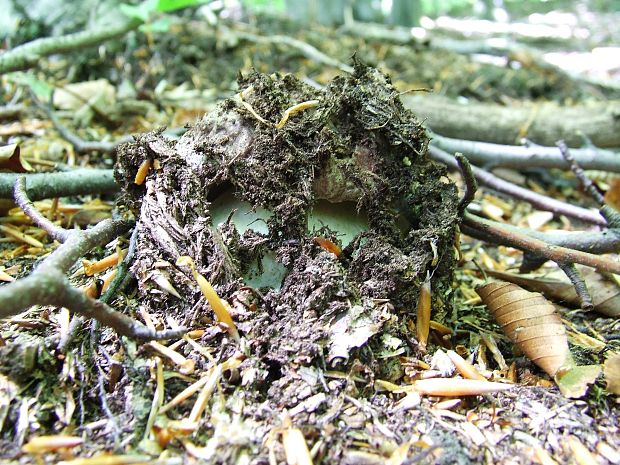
0,169 -> 118,200
0,16 -> 142,74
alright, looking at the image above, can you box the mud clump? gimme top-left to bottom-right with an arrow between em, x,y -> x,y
115,61 -> 459,460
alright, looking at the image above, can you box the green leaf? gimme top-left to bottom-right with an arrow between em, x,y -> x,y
156,0 -> 208,12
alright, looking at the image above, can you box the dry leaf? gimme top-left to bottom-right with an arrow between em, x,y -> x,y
554,365 -> 601,398
603,352 -> 620,395
0,144 -> 28,173
486,268 -> 620,317
476,281 -> 571,377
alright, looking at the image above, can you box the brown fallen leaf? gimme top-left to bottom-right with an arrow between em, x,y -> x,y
477,281 -> 571,377
478,281 -> 601,398
485,268 -> 620,317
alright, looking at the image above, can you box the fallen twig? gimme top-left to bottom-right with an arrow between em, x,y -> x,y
35,99 -> 133,153
430,146 -> 607,225
230,27 -> 354,74
0,177 -> 185,340
462,213 -> 620,275
0,15 -> 142,74
0,169 -> 118,200
557,140 -> 620,229
431,132 -> 620,173
454,154 -> 620,304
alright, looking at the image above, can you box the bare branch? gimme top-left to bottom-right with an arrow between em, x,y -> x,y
558,263 -> 593,310
34,98 -> 133,154
13,177 -> 68,242
0,16 -> 142,74
0,169 -> 117,200
0,186 -> 185,340
454,153 -> 477,217
557,140 -> 620,229
462,213 -> 620,275
430,146 -> 607,226
431,132 -> 620,173
557,140 -> 605,205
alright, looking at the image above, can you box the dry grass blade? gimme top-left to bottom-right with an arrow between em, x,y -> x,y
446,350 -> 486,381
416,272 -> 431,352
22,435 -> 83,453
56,455 -> 152,465
412,378 -> 511,396
476,281 -> 571,377
176,256 -> 240,341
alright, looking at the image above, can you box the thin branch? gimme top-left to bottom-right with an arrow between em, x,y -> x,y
557,140 -> 620,229
454,153 -> 477,218
0,182 -> 185,340
0,15 -> 142,74
100,225 -> 140,304
230,28 -> 354,74
58,225 -> 141,352
429,146 -> 607,226
430,132 -> 620,172
34,98 -> 133,153
14,177 -> 68,242
558,263 -> 593,310
462,213 -> 620,275
557,140 -> 605,205
0,169 -> 118,200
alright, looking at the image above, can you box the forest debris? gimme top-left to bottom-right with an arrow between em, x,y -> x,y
188,363 -> 223,423
328,302 -> 384,362
411,378 -> 512,396
533,445 -> 559,465
0,143 -> 28,173
160,375 -> 210,414
281,416 -> 314,465
141,357 -> 164,451
0,224 -> 44,247
313,236 -> 341,257
566,436 -> 599,465
554,365 -> 601,398
54,79 -> 116,112
148,341 -> 195,375
148,269 -> 182,299
56,455 -> 153,465
276,99 -> 320,129
83,249 -> 127,276
133,159 -> 151,185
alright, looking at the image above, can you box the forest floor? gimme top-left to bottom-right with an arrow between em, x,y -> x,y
0,7 -> 619,465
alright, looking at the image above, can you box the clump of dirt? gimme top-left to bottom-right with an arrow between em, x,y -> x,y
115,61 -> 459,459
